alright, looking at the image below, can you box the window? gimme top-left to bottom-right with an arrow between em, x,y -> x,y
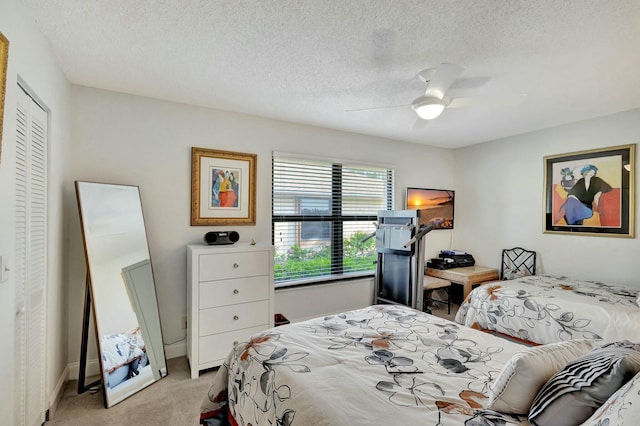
272,153 -> 394,285
300,198 -> 331,241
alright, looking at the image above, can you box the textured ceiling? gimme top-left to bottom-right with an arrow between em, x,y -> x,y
24,0 -> 640,148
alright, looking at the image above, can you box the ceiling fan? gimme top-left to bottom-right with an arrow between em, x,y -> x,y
348,63 -> 526,124
411,63 -> 464,120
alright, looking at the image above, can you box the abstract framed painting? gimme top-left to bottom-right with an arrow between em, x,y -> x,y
191,147 -> 256,226
543,144 -> 635,237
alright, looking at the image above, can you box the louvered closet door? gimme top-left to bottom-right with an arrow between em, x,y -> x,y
15,86 -> 47,426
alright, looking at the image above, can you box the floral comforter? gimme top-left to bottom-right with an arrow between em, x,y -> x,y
201,305 -> 529,426
100,327 -> 146,373
455,274 -> 640,345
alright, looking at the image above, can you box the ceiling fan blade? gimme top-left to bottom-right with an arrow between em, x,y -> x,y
423,63 -> 464,99
448,94 -> 527,109
346,104 -> 409,113
411,117 -> 429,131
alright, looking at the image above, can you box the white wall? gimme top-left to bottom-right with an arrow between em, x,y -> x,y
275,278 -> 375,323
68,86 -> 456,361
0,0 -> 72,420
454,109 -> 640,287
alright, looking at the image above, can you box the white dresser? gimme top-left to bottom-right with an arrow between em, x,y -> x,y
187,243 -> 274,378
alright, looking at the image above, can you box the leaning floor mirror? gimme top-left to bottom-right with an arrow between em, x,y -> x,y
75,181 -> 168,407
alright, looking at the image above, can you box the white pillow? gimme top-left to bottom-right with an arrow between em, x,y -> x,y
582,371 -> 640,426
486,339 -> 597,414
503,267 -> 527,280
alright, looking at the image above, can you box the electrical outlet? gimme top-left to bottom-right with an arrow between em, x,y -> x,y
181,315 -> 187,329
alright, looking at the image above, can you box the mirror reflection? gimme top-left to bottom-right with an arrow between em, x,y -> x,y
75,181 -> 168,407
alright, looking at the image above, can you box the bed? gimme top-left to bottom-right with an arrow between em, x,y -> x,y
199,305 -> 640,426
455,274 -> 640,345
100,327 -> 148,389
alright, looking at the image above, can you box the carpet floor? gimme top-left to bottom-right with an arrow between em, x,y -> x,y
48,356 -> 217,426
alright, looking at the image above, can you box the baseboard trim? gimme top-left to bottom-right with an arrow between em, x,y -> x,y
67,358 -> 101,381
48,364 -> 69,420
164,340 -> 186,359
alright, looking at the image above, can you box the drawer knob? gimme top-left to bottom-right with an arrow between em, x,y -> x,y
233,263 -> 239,268
233,315 -> 239,320
233,289 -> 239,294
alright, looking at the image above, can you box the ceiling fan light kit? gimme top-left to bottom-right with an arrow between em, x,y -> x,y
411,96 -> 448,120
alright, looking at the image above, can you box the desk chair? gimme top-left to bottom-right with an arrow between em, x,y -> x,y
423,275 -> 451,314
501,247 -> 536,280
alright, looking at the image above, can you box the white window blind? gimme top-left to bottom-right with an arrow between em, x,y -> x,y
272,154 -> 394,285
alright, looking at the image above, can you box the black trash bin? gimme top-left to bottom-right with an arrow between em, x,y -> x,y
274,313 -> 290,327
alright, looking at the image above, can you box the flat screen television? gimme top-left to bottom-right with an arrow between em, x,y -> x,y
405,187 -> 455,229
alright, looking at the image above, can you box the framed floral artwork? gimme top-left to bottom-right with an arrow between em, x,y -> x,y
543,144 -> 635,237
191,147 -> 256,226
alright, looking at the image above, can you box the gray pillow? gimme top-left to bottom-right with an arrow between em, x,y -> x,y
582,371 -> 640,425
528,341 -> 640,426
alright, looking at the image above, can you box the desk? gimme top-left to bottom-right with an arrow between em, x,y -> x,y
426,265 -> 499,301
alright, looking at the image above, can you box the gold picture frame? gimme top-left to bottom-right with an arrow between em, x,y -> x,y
0,32 -> 9,162
543,144 -> 635,237
191,147 -> 257,226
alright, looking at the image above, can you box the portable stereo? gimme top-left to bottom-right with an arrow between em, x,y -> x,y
204,231 -> 240,245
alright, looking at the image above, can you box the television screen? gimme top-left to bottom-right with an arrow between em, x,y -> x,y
405,187 -> 455,229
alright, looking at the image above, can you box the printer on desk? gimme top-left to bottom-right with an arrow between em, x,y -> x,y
427,250 -> 475,270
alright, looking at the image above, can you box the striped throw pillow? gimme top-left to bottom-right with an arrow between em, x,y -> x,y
528,342 -> 640,426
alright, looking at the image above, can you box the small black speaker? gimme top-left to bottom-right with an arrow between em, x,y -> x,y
204,231 -> 240,245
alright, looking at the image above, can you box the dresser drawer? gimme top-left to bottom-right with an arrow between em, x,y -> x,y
198,325 -> 267,365
199,275 -> 269,309
199,300 -> 269,336
199,251 -> 269,281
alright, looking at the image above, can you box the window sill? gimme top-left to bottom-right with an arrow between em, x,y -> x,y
274,272 -> 374,290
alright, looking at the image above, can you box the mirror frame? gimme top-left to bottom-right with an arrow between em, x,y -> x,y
75,181 -> 168,407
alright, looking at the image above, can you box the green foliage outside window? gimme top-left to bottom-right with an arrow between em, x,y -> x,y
275,231 -> 376,282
